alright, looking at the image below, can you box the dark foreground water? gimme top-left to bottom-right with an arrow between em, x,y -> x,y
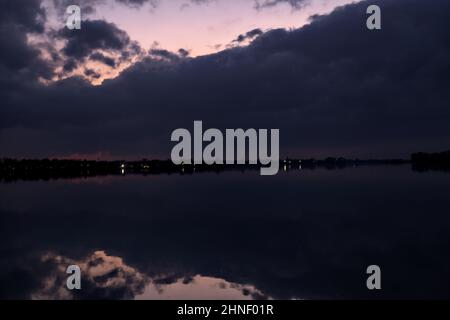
1,165 -> 450,299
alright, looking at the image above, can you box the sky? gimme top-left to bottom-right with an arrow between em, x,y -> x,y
1,0 -> 450,160
38,0 -> 357,83
74,0 -> 355,56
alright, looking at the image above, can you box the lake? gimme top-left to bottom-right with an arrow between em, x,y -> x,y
1,165 -> 449,299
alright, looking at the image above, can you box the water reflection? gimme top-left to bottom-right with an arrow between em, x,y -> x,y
31,251 -> 148,300
23,251 -> 266,300
1,166 -> 450,299
136,275 -> 267,300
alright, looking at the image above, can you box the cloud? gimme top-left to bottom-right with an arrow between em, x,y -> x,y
0,0 -> 46,32
62,58 -> 78,71
1,0 -> 450,159
52,19 -> 143,78
30,251 -> 150,300
52,0 -> 159,16
0,0 -> 54,109
58,20 -> 130,59
254,0 -> 310,10
178,48 -> 190,57
90,52 -> 117,67
233,28 -> 263,43
84,68 -> 102,79
148,48 -> 191,62
0,0 -> 48,75
52,0 -> 102,16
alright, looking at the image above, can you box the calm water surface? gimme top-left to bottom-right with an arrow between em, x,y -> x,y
1,166 -> 450,299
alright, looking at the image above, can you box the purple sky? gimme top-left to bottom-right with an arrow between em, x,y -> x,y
42,0 -> 358,55
36,0 -> 359,84
92,0 -> 356,56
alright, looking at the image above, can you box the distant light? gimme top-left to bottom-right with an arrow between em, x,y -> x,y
121,169 -> 125,175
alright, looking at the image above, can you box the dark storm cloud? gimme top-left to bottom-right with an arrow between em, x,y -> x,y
62,58 -> 78,71
233,28 -> 263,43
90,52 -> 117,67
52,0 -> 101,16
178,48 -> 190,58
0,23 -> 41,74
58,20 -> 130,59
1,0 -> 450,159
84,68 -> 102,79
149,48 -> 191,61
0,0 -> 48,75
0,250 -> 149,299
0,0 -> 46,32
149,48 -> 179,60
0,0 -> 53,111
54,19 -> 142,75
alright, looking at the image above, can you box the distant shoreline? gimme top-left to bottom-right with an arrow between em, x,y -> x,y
1,151 -> 449,182
0,158 -> 425,182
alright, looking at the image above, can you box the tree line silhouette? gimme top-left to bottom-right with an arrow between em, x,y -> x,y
0,156 -> 418,183
0,151 -> 448,182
